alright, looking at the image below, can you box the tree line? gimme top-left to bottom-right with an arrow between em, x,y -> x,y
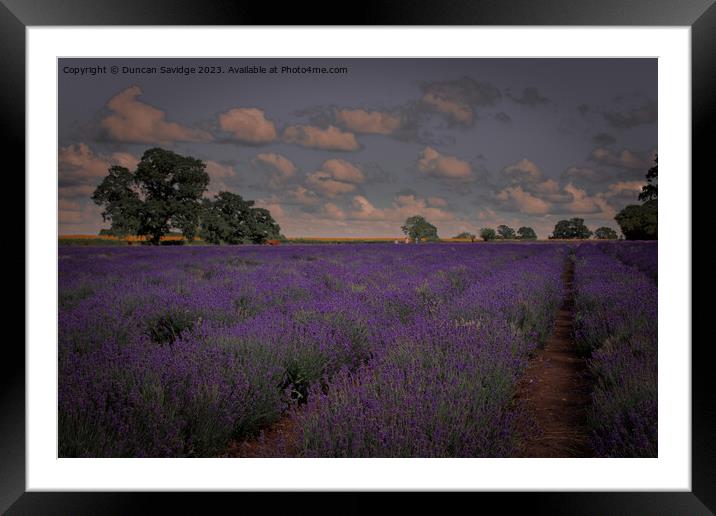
401,155 -> 658,242
92,148 -> 282,245
92,147 -> 657,245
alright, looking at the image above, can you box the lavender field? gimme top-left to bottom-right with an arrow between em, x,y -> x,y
58,242 -> 657,458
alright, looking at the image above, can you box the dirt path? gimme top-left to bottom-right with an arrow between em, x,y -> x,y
512,253 -> 593,457
220,414 -> 300,458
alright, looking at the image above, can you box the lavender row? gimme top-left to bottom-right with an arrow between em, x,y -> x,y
292,247 -> 566,457
573,244 -> 657,457
59,243 -> 564,457
593,241 -> 658,283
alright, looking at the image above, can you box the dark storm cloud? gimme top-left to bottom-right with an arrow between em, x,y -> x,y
507,87 -> 550,107
603,99 -> 657,128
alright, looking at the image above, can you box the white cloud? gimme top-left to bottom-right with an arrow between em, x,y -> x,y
102,86 -> 211,144
335,108 -> 401,135
218,107 -> 277,143
283,125 -> 359,151
418,147 -> 473,181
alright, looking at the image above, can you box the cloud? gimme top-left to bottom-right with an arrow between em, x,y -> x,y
349,194 -> 454,222
323,202 -> 346,220
59,144 -> 140,203
101,86 -> 211,144
602,180 -> 645,200
495,186 -> 551,215
421,93 -> 473,124
603,100 -> 657,128
428,197 -> 448,207
205,161 -> 236,180
418,147 -> 473,182
59,185 -> 96,199
59,143 -> 139,180
321,159 -> 365,184
283,125 -> 359,151
306,171 -> 357,197
203,160 -> 238,197
252,153 -> 297,187
508,87 -> 549,107
501,158 -> 543,184
58,201 -> 104,230
420,76 -> 502,125
561,166 -> 607,183
218,107 -> 277,144
335,108 -> 401,135
561,183 -> 602,214
288,186 -> 321,206
590,147 -> 650,170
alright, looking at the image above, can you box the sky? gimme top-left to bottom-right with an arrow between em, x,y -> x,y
58,58 -> 657,238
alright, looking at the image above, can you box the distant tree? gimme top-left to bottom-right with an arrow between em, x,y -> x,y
496,224 -> 516,240
615,156 -> 658,240
594,226 -> 619,240
517,226 -> 537,240
550,218 -> 593,239
200,191 -> 281,245
638,155 -> 658,202
454,231 -> 476,242
615,200 -> 657,240
92,148 -> 209,244
401,215 -> 439,242
480,227 -> 497,241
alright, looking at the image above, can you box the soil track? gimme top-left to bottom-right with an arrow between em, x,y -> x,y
512,252 -> 594,457
221,414 -> 300,458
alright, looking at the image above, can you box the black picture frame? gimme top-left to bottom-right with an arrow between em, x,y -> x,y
5,0 -> 713,513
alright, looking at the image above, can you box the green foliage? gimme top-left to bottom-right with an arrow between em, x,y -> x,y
550,218 -> 592,239
496,225 -> 516,240
199,191 -> 282,245
516,226 -> 537,240
638,155 -> 658,202
401,215 -> 439,242
92,148 -> 209,244
615,200 -> 657,240
615,156 -> 658,240
479,228 -> 497,241
594,226 -> 619,240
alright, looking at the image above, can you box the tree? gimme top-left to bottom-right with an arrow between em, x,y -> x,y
91,165 -> 143,237
517,226 -> 537,240
92,148 -> 209,244
248,207 -> 282,244
199,192 -> 281,245
454,231 -> 476,242
594,226 -> 618,240
550,218 -> 592,239
615,200 -> 657,240
615,156 -> 658,240
401,215 -> 439,242
638,154 -> 658,202
496,224 -> 516,240
480,227 -> 497,241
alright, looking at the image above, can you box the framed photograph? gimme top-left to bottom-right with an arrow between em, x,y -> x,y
6,0 -> 713,512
